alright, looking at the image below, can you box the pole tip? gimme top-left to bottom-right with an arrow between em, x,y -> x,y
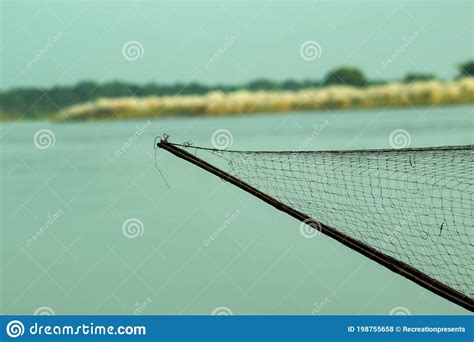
155,134 -> 170,149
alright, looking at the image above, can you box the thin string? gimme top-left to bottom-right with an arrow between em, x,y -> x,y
154,141 -> 171,190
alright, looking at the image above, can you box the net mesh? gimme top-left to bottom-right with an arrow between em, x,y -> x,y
175,144 -> 473,299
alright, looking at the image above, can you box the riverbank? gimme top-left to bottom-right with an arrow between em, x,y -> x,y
45,77 -> 474,121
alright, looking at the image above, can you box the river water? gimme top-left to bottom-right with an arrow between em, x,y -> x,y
1,105 -> 472,314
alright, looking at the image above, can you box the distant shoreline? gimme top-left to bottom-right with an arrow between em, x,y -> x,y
50,78 -> 473,121
1,78 -> 472,122
1,102 -> 472,125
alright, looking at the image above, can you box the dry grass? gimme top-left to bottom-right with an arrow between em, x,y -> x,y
55,77 -> 474,121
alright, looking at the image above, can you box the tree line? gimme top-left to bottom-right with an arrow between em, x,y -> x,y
1,61 -> 472,119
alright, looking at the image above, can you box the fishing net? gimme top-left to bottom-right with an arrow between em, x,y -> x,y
158,139 -> 473,310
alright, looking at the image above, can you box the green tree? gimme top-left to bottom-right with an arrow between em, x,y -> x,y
458,61 -> 474,78
281,79 -> 301,91
403,73 -> 436,83
74,81 -> 99,101
247,79 -> 276,91
323,67 -> 367,87
99,81 -> 136,97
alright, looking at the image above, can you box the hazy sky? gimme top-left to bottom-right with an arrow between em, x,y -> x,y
1,1 -> 472,89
